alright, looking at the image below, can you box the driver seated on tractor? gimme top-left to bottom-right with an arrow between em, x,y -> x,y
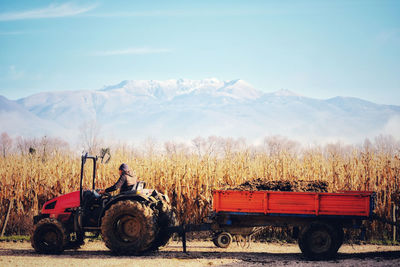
99,163 -> 137,194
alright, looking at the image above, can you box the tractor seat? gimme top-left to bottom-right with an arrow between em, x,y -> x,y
121,181 -> 146,195
134,181 -> 146,191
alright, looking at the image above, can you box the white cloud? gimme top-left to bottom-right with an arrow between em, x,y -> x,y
0,65 -> 42,82
93,47 -> 171,56
0,31 -> 25,35
0,3 -> 97,21
85,8 -> 299,18
376,28 -> 400,44
86,10 -> 184,18
8,65 -> 24,80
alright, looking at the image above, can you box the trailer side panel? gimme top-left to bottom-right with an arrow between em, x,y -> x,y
213,190 -> 373,217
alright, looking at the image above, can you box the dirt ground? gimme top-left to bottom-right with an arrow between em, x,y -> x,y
1,240 -> 400,267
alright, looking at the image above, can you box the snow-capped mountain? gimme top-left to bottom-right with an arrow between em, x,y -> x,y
99,78 -> 261,100
0,95 -> 73,138
1,79 -> 399,143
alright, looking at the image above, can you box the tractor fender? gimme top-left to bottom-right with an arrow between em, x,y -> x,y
98,194 -> 150,226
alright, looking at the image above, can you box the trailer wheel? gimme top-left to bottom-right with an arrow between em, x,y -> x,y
101,200 -> 156,255
213,232 -> 232,248
298,222 -> 339,260
31,218 -> 67,254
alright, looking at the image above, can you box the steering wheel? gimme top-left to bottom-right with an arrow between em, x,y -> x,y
103,192 -> 111,198
95,189 -> 111,198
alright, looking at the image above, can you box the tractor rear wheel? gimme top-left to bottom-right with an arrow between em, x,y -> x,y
101,200 -> 156,255
31,218 -> 67,254
149,195 -> 177,250
298,222 -> 340,260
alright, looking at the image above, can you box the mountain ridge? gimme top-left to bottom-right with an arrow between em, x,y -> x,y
0,78 -> 398,143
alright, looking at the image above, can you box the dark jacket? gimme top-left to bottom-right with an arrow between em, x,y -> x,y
105,173 -> 137,193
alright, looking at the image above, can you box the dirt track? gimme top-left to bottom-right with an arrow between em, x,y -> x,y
1,240 -> 400,267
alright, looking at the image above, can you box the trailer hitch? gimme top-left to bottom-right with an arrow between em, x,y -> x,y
168,223 -> 213,253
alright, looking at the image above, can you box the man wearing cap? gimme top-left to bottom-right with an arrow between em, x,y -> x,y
98,163 -> 137,194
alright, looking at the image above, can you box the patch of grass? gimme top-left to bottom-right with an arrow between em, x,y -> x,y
87,236 -> 102,241
0,235 -> 30,242
84,232 -> 102,242
0,233 -> 102,242
367,239 -> 400,246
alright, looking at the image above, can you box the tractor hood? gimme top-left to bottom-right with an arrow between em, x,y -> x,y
41,191 -> 80,215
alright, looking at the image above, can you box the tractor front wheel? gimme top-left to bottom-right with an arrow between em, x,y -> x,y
31,218 -> 67,254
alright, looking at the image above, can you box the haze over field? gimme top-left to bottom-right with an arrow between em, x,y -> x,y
1,78 -> 399,144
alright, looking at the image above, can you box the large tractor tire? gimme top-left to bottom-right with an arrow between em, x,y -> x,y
31,218 -> 67,254
149,195 -> 177,250
298,222 -> 340,260
101,200 -> 156,255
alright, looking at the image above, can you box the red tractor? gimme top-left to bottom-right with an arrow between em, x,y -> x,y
31,153 -> 176,255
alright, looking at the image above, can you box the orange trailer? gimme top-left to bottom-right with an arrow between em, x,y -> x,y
174,190 -> 398,260
208,190 -> 375,260
212,190 -> 374,217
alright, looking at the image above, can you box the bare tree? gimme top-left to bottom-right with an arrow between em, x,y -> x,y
374,134 -> 399,155
50,137 -> 69,154
15,136 -> 38,156
323,141 -> 353,159
164,141 -> 190,156
38,135 -> 70,158
15,136 -> 27,155
216,137 -> 248,157
205,136 -> 218,156
40,135 -> 49,159
362,138 -> 373,154
143,137 -> 158,158
0,132 -> 12,157
79,120 -> 102,154
192,136 -> 218,157
192,136 -> 204,157
264,135 -> 300,156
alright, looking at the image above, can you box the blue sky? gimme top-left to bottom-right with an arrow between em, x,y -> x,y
0,0 -> 399,104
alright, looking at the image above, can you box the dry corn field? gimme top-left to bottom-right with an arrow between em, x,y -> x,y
0,136 -> 399,242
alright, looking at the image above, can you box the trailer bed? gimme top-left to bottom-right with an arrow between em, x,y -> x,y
213,190 -> 375,218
